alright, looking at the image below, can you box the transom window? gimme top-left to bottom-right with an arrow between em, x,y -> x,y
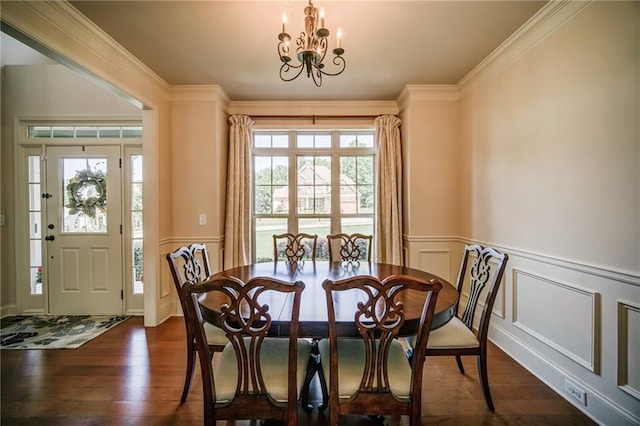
253,131 -> 375,262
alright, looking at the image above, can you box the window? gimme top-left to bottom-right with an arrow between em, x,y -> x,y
253,131 -> 375,262
130,155 -> 144,294
28,155 -> 43,295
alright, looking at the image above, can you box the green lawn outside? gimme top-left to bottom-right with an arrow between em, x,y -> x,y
255,223 -> 373,262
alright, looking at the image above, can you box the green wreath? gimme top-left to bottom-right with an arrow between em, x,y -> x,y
65,169 -> 107,218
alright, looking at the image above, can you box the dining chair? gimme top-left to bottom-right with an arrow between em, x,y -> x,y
407,244 -> 508,411
166,243 -> 228,403
182,275 -> 312,425
327,233 -> 373,262
319,274 -> 442,425
273,232 -> 318,262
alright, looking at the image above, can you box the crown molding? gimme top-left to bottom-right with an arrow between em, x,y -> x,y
228,100 -> 398,116
1,1 -> 170,107
458,0 -> 593,96
169,85 -> 231,108
396,85 -> 459,111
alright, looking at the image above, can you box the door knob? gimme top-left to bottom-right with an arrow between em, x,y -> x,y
45,235 -> 55,241
48,224 -> 55,230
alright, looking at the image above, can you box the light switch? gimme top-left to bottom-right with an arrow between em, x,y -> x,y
199,214 -> 207,226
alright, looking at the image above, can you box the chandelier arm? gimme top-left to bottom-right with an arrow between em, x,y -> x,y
310,65 -> 323,87
316,55 -> 346,77
280,61 -> 306,82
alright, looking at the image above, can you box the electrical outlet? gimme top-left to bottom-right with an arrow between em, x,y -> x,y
565,379 -> 587,406
199,214 -> 207,226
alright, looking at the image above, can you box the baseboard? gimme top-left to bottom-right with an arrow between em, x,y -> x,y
490,324 -> 640,426
0,304 -> 17,318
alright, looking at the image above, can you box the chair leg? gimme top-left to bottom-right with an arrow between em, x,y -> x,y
317,358 -> 329,412
300,351 -> 316,413
477,354 -> 495,411
181,339 -> 196,403
455,355 -> 465,374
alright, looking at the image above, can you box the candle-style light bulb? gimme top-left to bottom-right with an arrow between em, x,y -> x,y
337,27 -> 342,48
319,6 -> 325,28
282,12 -> 287,33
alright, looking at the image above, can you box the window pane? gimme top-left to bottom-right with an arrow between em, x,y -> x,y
132,239 -> 144,294
98,127 -> 120,138
52,126 -> 74,138
315,134 -> 331,148
273,134 -> 288,148
255,218 -> 288,262
131,155 -> 143,182
28,156 -> 40,180
29,126 -> 51,138
254,134 -> 271,148
299,218 -> 330,260
341,217 -> 374,237
76,127 -> 98,138
255,186 -> 274,214
30,239 -> 42,266
29,184 -> 41,211
356,156 -> 374,184
132,211 -> 143,238
297,134 -> 331,148
62,159 -> 108,233
297,156 -> 331,214
255,157 -> 289,214
357,186 -> 374,213
29,213 -> 41,238
132,183 -> 143,210
297,134 -> 313,148
340,134 -> 374,148
122,126 -> 143,138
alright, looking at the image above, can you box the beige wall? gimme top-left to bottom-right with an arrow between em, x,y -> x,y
459,1 -> 639,273
454,2 -> 640,423
400,93 -> 460,237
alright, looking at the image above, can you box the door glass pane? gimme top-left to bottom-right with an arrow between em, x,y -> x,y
62,158 -> 108,233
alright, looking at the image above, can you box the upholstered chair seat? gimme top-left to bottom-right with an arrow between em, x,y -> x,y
214,337 -> 312,404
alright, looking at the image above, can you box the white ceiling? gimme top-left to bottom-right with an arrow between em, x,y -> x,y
11,1 -> 547,102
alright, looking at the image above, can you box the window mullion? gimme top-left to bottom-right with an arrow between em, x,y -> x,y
288,131 -> 297,233
331,132 -> 340,235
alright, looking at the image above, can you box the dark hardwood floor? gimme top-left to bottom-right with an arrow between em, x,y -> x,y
1,316 -> 595,425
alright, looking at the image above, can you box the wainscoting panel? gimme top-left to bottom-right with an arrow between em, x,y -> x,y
513,268 -> 599,372
618,299 -> 640,400
417,249 -> 451,282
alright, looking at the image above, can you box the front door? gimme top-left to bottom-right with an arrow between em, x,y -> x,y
45,146 -> 123,314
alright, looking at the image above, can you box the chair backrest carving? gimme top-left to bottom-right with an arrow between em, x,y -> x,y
183,275 -> 305,423
327,233 -> 373,263
273,233 -> 318,262
322,274 -> 441,419
455,244 -> 508,342
166,243 -> 212,330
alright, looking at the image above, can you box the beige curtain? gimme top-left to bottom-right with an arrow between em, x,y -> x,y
224,114 -> 254,269
374,115 -> 403,265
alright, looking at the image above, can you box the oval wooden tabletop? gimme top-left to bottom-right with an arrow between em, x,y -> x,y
198,261 -> 458,338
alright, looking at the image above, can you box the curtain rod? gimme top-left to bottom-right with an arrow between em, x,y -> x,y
248,114 -> 380,124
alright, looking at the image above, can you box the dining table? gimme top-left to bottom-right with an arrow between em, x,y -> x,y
198,260 -> 459,339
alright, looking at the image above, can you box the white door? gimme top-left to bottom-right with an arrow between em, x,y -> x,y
45,146 -> 123,314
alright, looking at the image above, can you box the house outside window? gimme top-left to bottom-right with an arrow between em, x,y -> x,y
253,131 -> 375,262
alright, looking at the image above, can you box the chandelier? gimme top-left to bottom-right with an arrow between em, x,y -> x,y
277,0 -> 346,87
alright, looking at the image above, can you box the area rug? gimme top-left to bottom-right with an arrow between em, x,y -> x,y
0,315 -> 130,349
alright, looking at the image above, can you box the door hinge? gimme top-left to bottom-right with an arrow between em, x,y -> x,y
121,290 -> 124,300
119,158 -> 122,168
120,224 -> 123,234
